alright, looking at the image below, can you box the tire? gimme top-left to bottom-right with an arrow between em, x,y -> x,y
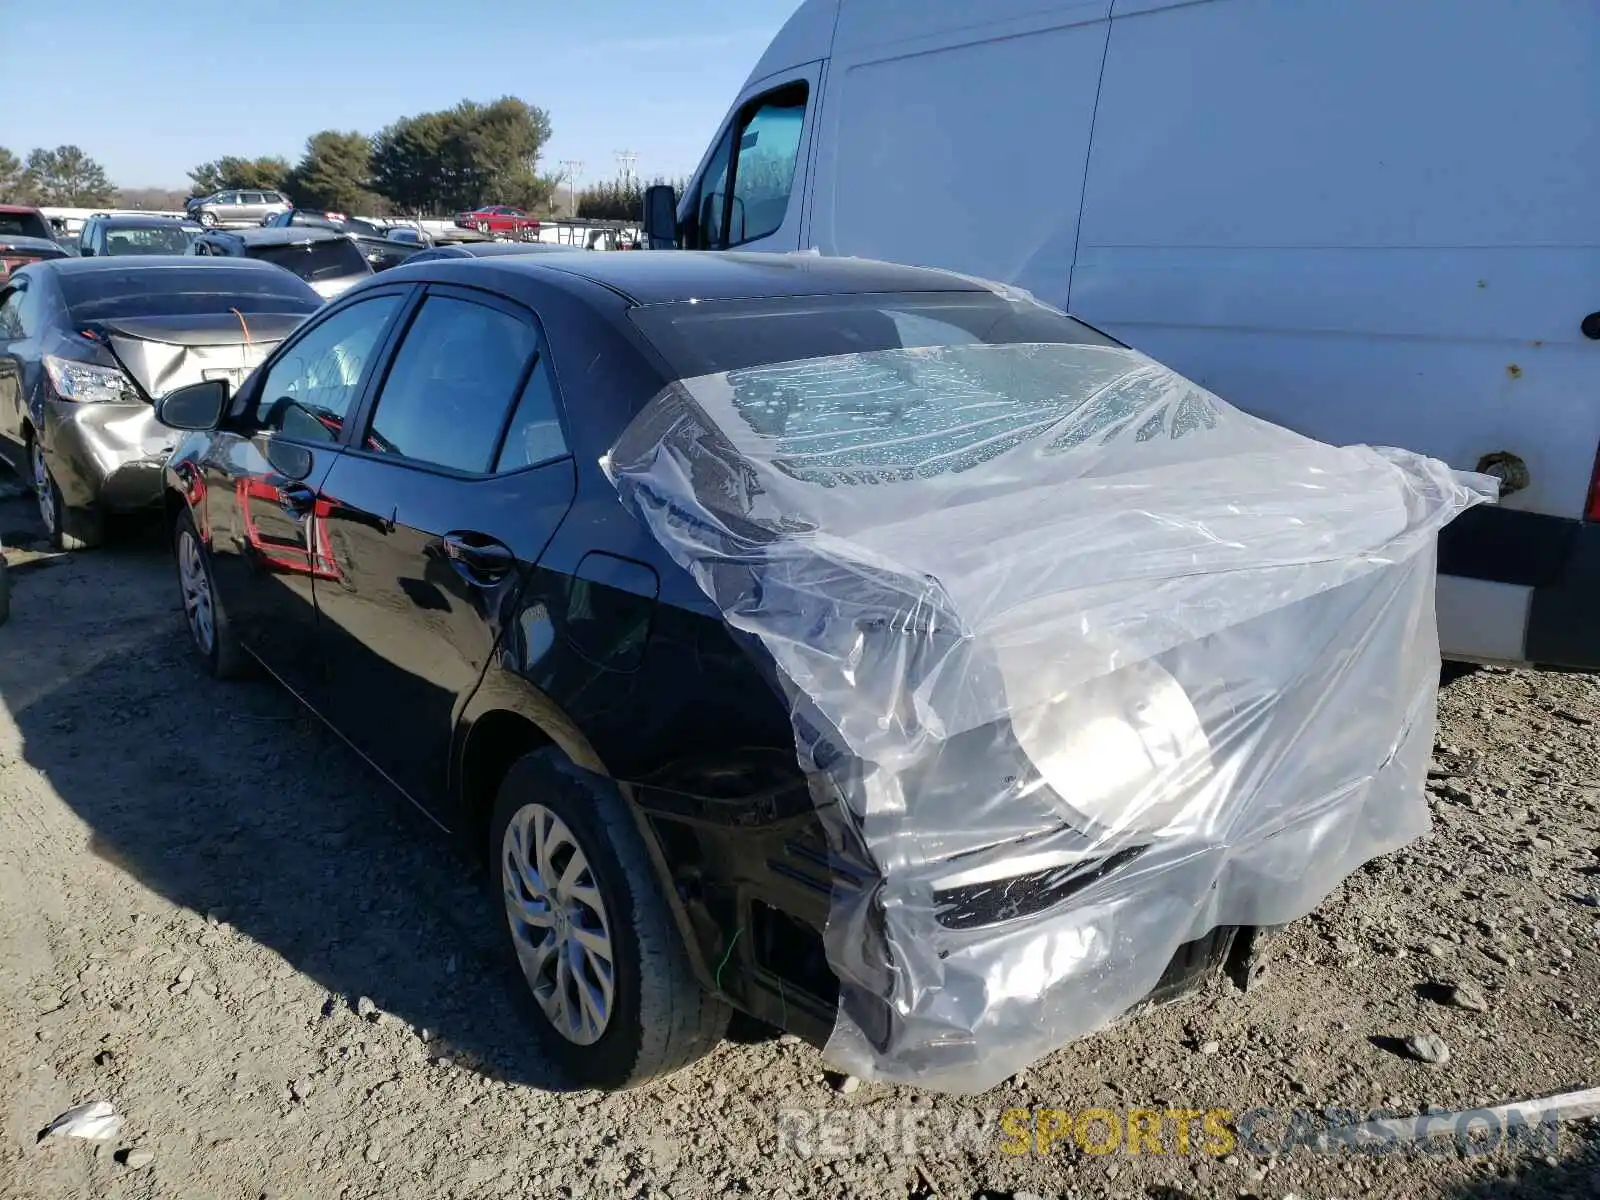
197,210 -> 217,228
490,749 -> 730,1089
476,220 -> 490,234
30,436 -> 102,551
173,508 -> 248,679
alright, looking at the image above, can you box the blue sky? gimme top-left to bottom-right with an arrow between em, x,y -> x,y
5,0 -> 800,189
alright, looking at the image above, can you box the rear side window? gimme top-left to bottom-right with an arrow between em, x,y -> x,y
364,295 -> 540,473
496,355 -> 567,471
251,238 -> 366,282
0,286 -> 26,338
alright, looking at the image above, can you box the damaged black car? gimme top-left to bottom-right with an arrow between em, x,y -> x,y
153,252 -> 1483,1093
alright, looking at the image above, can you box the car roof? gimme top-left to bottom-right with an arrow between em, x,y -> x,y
452,251 -> 991,305
95,215 -> 194,228
435,242 -> 579,258
0,204 -> 44,216
202,227 -> 344,246
37,254 -> 292,276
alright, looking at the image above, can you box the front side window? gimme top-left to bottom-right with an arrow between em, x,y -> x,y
364,296 -> 537,473
728,83 -> 808,245
254,294 -> 402,441
216,191 -> 240,206
688,82 -> 809,250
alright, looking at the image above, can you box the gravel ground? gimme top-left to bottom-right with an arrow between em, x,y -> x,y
1,486 -> 1597,1200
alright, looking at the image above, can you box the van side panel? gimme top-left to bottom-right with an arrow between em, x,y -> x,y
1071,0 -> 1600,520
809,2 -> 1111,289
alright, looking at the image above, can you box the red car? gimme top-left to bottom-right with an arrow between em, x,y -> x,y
452,205 -> 539,238
0,205 -> 68,280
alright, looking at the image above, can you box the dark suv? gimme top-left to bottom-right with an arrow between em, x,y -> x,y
154,253 -> 1266,1090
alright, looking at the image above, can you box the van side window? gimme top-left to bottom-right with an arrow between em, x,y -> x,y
727,82 -> 808,246
688,81 -> 809,250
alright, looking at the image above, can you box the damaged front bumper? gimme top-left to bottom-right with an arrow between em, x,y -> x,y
40,400 -> 178,512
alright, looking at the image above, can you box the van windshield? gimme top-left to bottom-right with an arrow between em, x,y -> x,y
629,290 -> 1117,379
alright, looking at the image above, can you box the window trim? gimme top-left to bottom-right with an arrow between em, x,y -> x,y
339,282 -> 572,481
236,283 -> 419,447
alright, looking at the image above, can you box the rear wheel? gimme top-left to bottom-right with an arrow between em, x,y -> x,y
31,437 -> 101,551
173,509 -> 247,679
490,749 -> 729,1089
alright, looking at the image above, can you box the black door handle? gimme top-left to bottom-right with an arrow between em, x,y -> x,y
277,482 -> 315,517
441,532 -> 516,584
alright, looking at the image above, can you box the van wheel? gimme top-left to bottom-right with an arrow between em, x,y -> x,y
197,211 -> 217,228
173,509 -> 247,679
31,437 -> 101,551
490,749 -> 729,1089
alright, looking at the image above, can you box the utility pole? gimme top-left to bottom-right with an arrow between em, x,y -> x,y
558,160 -> 583,217
615,150 -> 638,184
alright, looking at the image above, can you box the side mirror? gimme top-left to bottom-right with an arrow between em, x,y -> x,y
155,379 -> 229,432
642,184 -> 678,249
78,246 -> 94,257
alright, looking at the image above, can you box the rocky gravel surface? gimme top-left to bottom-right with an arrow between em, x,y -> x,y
1,493 -> 1597,1200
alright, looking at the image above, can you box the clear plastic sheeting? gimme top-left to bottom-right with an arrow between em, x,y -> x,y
605,341 -> 1492,1093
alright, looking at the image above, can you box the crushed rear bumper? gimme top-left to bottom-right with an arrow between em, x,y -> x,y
41,400 -> 177,512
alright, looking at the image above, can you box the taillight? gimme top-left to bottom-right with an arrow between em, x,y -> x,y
1586,444 -> 1600,522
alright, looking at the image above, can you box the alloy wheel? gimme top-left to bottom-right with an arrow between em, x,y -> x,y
30,441 -> 55,539
177,527 -> 215,654
502,802 -> 615,1046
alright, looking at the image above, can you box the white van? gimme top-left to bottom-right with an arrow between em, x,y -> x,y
643,0 -> 1600,670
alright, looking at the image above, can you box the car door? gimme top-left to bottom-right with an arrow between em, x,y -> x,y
311,285 -> 577,814
191,288 -> 411,703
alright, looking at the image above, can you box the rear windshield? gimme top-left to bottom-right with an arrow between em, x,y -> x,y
103,225 -> 196,255
59,266 -> 322,320
629,290 -> 1118,379
0,212 -> 53,240
250,238 -> 366,282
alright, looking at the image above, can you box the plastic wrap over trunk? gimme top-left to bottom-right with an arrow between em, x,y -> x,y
604,342 -> 1492,1093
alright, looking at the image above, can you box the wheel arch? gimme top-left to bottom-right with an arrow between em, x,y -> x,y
452,667 -> 718,994
451,667 -> 610,864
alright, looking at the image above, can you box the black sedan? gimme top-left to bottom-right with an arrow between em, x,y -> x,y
153,252 -> 1251,1089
